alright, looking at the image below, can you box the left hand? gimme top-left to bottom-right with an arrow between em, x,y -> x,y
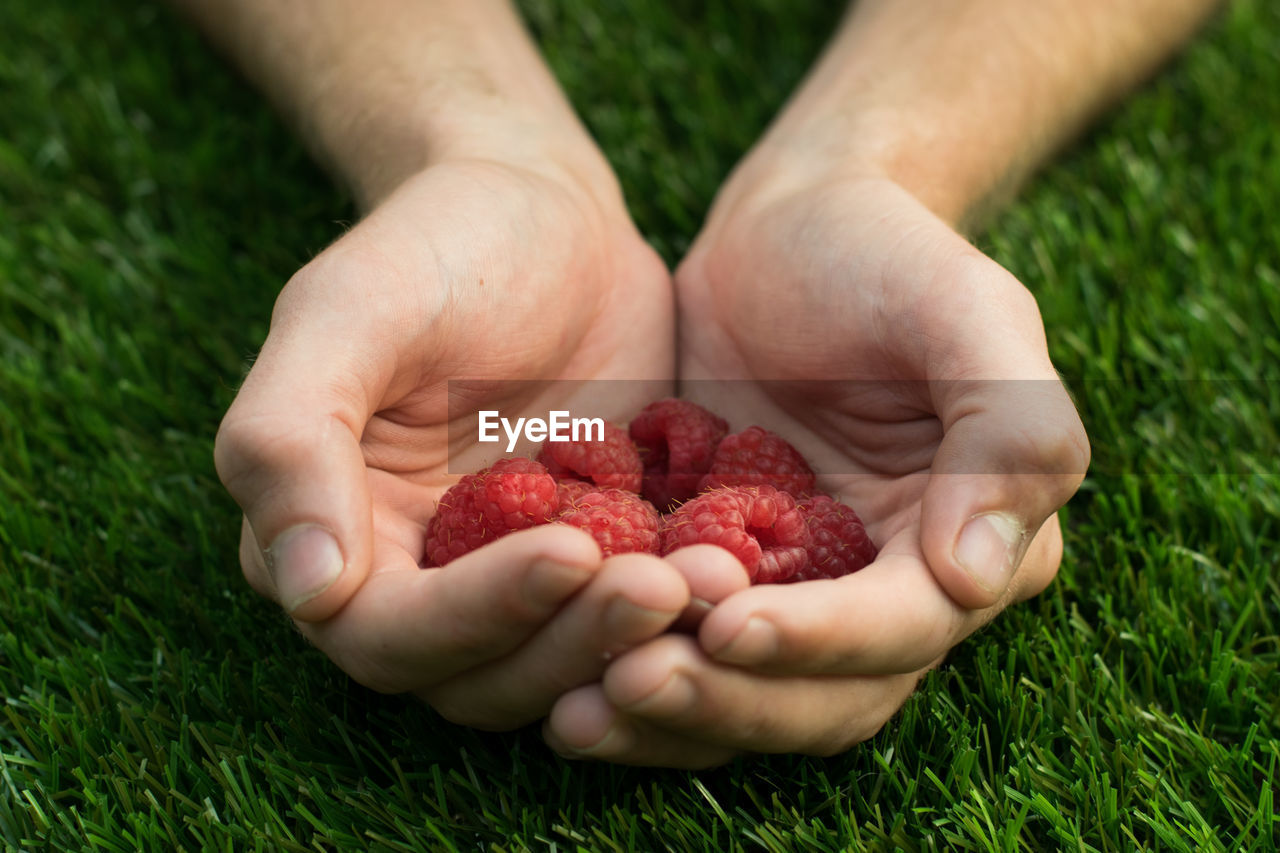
543,167 -> 1089,767
215,149 -> 683,731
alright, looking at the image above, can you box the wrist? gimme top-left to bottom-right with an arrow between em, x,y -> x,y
726,104 -> 996,233
715,0 -> 1049,232
185,0 -> 619,214
726,0 -> 1220,233
351,104 -> 621,217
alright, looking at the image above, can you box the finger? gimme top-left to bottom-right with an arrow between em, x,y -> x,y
238,515 -> 274,599
697,516 -> 1062,675
1016,512 -> 1063,603
922,378 -> 1088,608
661,544 -> 751,631
300,525 -> 603,693
237,490 -> 423,602
214,285 -> 395,621
600,635 -> 928,756
421,553 -> 689,730
919,268 -> 1089,609
543,684 -> 738,769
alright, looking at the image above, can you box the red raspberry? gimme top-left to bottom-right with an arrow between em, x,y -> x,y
537,420 -> 642,493
556,488 -> 660,557
424,458 -> 559,567
788,494 -> 878,582
660,485 -> 809,583
555,479 -> 597,506
699,425 -> 816,498
629,398 -> 729,511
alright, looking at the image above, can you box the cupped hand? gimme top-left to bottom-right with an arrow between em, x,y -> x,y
544,171 -> 1089,766
214,150 -> 685,730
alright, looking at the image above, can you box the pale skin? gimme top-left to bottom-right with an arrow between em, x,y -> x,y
184,0 -> 1220,765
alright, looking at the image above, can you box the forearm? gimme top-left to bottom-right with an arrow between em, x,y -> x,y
171,0 -> 606,209
751,0 -> 1222,227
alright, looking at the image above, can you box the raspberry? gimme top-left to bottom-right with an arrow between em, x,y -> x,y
555,479 -> 597,506
699,425 -> 816,498
556,488 -> 660,557
537,420 -> 643,493
424,458 -> 559,566
788,494 -> 878,582
660,485 -> 809,583
629,398 -> 729,511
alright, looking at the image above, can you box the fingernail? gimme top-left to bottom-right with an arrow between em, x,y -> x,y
555,721 -> 631,758
604,597 -> 679,638
523,557 -> 594,608
266,525 -> 344,613
711,616 -> 779,664
673,597 -> 714,634
955,512 -> 1024,595
621,672 -> 696,717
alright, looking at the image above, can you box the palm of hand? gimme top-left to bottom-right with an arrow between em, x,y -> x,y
677,176 -> 1071,588
540,177 -> 1086,766
244,159 -> 671,558
219,159 -> 683,720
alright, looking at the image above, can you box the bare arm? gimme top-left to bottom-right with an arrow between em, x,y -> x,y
171,0 -> 611,209
745,0 -> 1223,227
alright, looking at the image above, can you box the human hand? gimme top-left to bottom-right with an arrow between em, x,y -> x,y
542,169 -> 1089,766
214,145 -> 689,730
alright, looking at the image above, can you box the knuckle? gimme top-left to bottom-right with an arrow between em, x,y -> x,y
1001,394 -> 1090,482
1058,420 -> 1093,481
214,408 -> 313,493
212,409 -> 260,488
214,406 -> 360,504
1027,419 -> 1091,483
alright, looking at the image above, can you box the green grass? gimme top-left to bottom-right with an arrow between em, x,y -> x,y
1,1 -> 1277,850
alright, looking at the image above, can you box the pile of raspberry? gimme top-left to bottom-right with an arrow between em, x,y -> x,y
424,399 -> 876,584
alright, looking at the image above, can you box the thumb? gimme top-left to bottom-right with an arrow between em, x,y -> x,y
920,373 -> 1090,610
914,262 -> 1090,610
215,311 -> 380,622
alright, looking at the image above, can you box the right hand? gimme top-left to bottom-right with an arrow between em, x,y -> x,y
214,147 -> 688,730
544,168 -> 1088,765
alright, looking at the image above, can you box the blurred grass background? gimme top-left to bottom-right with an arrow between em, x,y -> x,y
1,1 -> 1277,849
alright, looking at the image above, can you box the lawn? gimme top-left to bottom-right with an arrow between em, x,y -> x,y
1,1 -> 1277,850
